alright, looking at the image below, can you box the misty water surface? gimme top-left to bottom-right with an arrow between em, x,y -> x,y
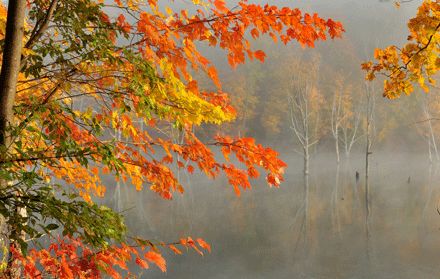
105,153 -> 440,279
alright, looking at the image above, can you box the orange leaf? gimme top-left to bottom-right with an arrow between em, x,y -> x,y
254,50 -> 266,62
144,251 -> 166,272
168,245 -> 182,255
60,255 -> 74,279
135,257 -> 149,269
196,238 -> 211,253
207,66 -> 221,87
213,0 -> 228,13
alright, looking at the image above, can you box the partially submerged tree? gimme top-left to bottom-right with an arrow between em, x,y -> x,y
0,0 -> 343,277
364,81 -> 376,182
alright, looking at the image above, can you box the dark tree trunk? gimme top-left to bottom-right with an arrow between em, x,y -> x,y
0,1 -> 27,278
0,0 -> 26,148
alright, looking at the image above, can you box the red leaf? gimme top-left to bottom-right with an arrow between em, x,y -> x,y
187,165 -> 194,174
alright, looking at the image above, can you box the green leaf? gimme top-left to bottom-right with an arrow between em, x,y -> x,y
45,223 -> 59,231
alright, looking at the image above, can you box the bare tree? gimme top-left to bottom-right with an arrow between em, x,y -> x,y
424,101 -> 439,163
331,75 -> 364,163
340,109 -> 362,160
288,57 -> 325,175
331,77 -> 344,164
340,85 -> 363,160
417,92 -> 440,163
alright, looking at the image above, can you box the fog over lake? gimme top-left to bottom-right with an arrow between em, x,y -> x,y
104,153 -> 440,278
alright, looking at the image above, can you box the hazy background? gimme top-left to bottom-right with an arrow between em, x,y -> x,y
105,1 -> 440,278
198,0 -> 430,154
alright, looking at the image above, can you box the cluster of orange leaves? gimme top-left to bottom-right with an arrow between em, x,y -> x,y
106,129 -> 287,199
123,0 -> 344,84
11,236 -> 210,278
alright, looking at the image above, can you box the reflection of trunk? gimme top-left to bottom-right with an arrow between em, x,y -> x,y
365,132 -> 370,191
291,174 -> 311,271
365,172 -> 371,263
364,166 -> 370,235
422,164 -> 435,220
291,174 -> 310,259
331,164 -> 341,237
302,175 -> 309,251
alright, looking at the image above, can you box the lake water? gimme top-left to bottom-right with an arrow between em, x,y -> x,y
108,152 -> 440,278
